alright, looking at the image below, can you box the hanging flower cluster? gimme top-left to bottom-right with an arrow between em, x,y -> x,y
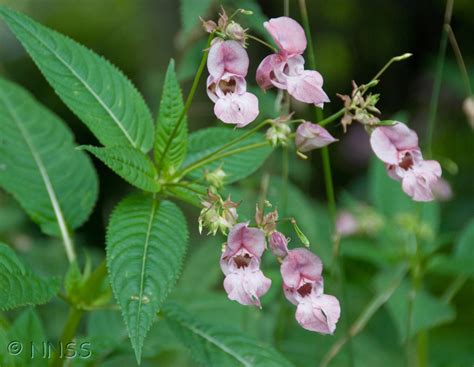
214,202 -> 341,334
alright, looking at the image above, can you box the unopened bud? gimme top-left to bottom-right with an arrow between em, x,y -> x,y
205,167 -> 226,189
291,219 -> 310,247
266,122 -> 291,147
226,21 -> 246,43
269,231 -> 289,257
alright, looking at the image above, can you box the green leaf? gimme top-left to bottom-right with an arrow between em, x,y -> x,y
369,158 -> 414,217
82,145 -> 160,192
184,127 -> 272,184
0,243 -> 60,310
375,275 -> 455,341
163,302 -> 295,367
106,194 -> 188,363
0,77 -> 98,237
0,6 -> 154,152
154,60 -> 188,174
165,182 -> 207,208
8,308 -> 46,367
455,218 -> 474,261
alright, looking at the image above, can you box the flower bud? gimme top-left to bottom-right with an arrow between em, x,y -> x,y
295,122 -> 337,153
266,122 -> 292,147
226,21 -> 246,44
200,18 -> 217,33
269,231 -> 289,257
204,167 -> 226,189
199,191 -> 239,235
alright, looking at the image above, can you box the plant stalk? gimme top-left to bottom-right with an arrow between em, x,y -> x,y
426,0 -> 454,158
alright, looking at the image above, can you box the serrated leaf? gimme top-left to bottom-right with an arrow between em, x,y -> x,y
164,302 -> 294,367
0,77 -> 98,237
0,243 -> 60,310
82,145 -> 160,192
184,127 -> 272,184
165,182 -> 207,208
106,194 -> 188,363
154,60 -> 188,174
8,308 -> 47,367
0,6 -> 154,152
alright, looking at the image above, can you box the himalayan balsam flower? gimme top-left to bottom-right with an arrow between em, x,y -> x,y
370,122 -> 442,202
281,248 -> 340,334
256,17 -> 330,107
295,122 -> 337,152
220,223 -> 271,307
207,38 -> 259,127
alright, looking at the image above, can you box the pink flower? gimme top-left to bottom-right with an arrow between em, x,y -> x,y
256,17 -> 329,107
432,177 -> 453,201
206,38 -> 259,127
335,211 -> 358,237
280,248 -> 340,334
281,248 -> 323,305
295,292 -> 341,334
220,223 -> 271,307
370,122 -> 442,202
269,231 -> 289,257
295,122 -> 337,152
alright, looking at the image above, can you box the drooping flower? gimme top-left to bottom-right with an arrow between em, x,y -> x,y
295,122 -> 337,152
370,122 -> 442,202
206,38 -> 259,127
280,248 -> 340,334
269,231 -> 289,257
256,17 -> 330,107
220,223 -> 271,307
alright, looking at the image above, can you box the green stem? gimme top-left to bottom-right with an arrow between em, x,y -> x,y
426,0 -> 454,158
49,307 -> 84,367
320,265 -> 407,367
446,24 -> 472,96
299,2 -> 354,367
175,120 -> 271,180
157,34 -> 214,174
319,109 -> 345,126
247,34 -> 277,52
180,141 -> 270,177
441,275 -> 467,303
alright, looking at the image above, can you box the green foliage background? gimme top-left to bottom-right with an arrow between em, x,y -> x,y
0,0 -> 472,366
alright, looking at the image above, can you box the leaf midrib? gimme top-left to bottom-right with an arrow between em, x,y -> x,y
135,196 -> 158,355
7,13 -> 137,149
175,318 -> 253,367
0,90 -> 74,260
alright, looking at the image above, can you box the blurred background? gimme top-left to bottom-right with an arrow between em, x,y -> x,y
0,0 -> 472,366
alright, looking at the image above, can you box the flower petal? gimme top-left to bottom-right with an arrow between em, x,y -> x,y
207,38 -> 249,79
226,222 -> 266,258
264,16 -> 307,55
295,294 -> 341,334
256,54 -> 280,90
214,92 -> 259,127
295,122 -> 337,152
223,268 -> 272,307
281,248 -> 323,289
286,70 -> 330,107
370,122 -> 419,164
269,231 -> 289,257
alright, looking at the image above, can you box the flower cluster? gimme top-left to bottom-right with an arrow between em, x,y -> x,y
370,122 -> 442,201
218,205 -> 340,334
199,191 -> 239,235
